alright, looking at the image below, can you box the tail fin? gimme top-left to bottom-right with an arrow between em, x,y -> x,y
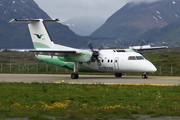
10,19 -> 59,49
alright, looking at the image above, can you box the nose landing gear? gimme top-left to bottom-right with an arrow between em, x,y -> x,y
142,73 -> 148,79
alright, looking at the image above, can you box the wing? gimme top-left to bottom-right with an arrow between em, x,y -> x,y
129,45 -> 168,51
27,49 -> 92,63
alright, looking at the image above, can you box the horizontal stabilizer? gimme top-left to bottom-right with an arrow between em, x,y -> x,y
9,19 -> 59,23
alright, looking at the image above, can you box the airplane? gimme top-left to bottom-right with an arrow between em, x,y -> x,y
10,18 -> 159,79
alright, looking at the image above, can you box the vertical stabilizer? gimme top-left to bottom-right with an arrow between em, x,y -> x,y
9,19 -> 59,49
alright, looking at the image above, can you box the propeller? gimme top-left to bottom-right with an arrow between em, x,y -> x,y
140,39 -> 145,51
129,40 -> 145,55
137,40 -> 146,55
87,42 -> 104,62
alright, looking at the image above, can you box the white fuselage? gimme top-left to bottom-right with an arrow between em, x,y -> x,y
36,49 -> 157,74
81,49 -> 157,73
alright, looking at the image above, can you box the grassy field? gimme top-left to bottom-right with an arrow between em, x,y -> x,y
0,83 -> 180,119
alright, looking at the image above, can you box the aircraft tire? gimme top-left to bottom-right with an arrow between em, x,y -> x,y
71,73 -> 79,79
142,74 -> 148,79
115,73 -> 122,77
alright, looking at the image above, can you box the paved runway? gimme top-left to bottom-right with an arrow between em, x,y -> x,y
0,74 -> 180,85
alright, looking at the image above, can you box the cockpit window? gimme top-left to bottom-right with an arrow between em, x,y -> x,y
136,56 -> 144,60
128,56 -> 136,60
128,56 -> 144,60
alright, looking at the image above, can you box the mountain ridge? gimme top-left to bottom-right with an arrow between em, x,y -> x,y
90,0 -> 180,43
131,19 -> 180,47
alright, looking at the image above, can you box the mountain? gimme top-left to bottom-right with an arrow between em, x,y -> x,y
90,0 -> 180,41
0,0 -> 87,49
62,16 -> 105,36
131,19 -> 180,47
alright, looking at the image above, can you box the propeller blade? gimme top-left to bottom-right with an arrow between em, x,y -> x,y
99,43 -> 104,50
87,42 -> 93,52
140,40 -> 145,46
140,40 -> 145,51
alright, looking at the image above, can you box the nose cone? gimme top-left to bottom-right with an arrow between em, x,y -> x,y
144,61 -> 157,72
149,64 -> 157,72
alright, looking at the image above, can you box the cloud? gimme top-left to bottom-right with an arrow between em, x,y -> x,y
34,0 -> 161,22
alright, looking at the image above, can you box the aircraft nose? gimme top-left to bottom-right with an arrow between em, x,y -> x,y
145,61 -> 157,72
149,64 -> 157,72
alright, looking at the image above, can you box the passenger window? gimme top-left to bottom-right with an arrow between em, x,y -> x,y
102,60 -> 104,63
128,56 -> 136,60
111,60 -> 113,63
108,60 -> 110,63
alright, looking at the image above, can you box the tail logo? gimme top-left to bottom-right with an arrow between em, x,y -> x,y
34,34 -> 44,39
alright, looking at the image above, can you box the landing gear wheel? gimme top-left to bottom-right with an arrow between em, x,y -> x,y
142,74 -> 148,79
115,73 -> 122,77
71,73 -> 79,79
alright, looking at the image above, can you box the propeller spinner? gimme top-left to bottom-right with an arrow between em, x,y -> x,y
87,42 -> 104,62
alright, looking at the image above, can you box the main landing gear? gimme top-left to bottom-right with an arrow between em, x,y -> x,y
142,73 -> 148,79
115,73 -> 122,77
71,73 -> 79,79
71,62 -> 82,79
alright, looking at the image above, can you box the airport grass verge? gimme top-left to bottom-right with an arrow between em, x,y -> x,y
0,82 -> 180,119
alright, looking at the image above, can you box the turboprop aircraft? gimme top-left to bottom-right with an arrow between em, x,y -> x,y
10,18 -> 158,79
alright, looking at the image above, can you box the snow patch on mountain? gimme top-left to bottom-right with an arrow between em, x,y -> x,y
158,15 -> 163,20
156,11 -> 160,14
175,14 -> 179,17
21,0 -> 25,3
153,16 -> 158,21
172,1 -> 176,4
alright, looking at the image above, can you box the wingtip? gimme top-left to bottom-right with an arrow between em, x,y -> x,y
9,19 -> 17,23
55,18 -> 59,21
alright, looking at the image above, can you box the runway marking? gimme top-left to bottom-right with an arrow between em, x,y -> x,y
55,81 -> 179,86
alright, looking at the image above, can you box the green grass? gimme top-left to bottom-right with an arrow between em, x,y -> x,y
0,83 -> 180,119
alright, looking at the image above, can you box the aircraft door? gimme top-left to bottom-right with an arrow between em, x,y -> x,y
97,57 -> 102,67
114,57 -> 119,70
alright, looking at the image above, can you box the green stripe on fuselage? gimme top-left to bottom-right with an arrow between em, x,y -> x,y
33,42 -> 50,49
58,50 -> 92,63
36,55 -> 98,72
125,49 -> 135,52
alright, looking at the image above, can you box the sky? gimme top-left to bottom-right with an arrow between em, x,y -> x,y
34,0 -> 161,22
